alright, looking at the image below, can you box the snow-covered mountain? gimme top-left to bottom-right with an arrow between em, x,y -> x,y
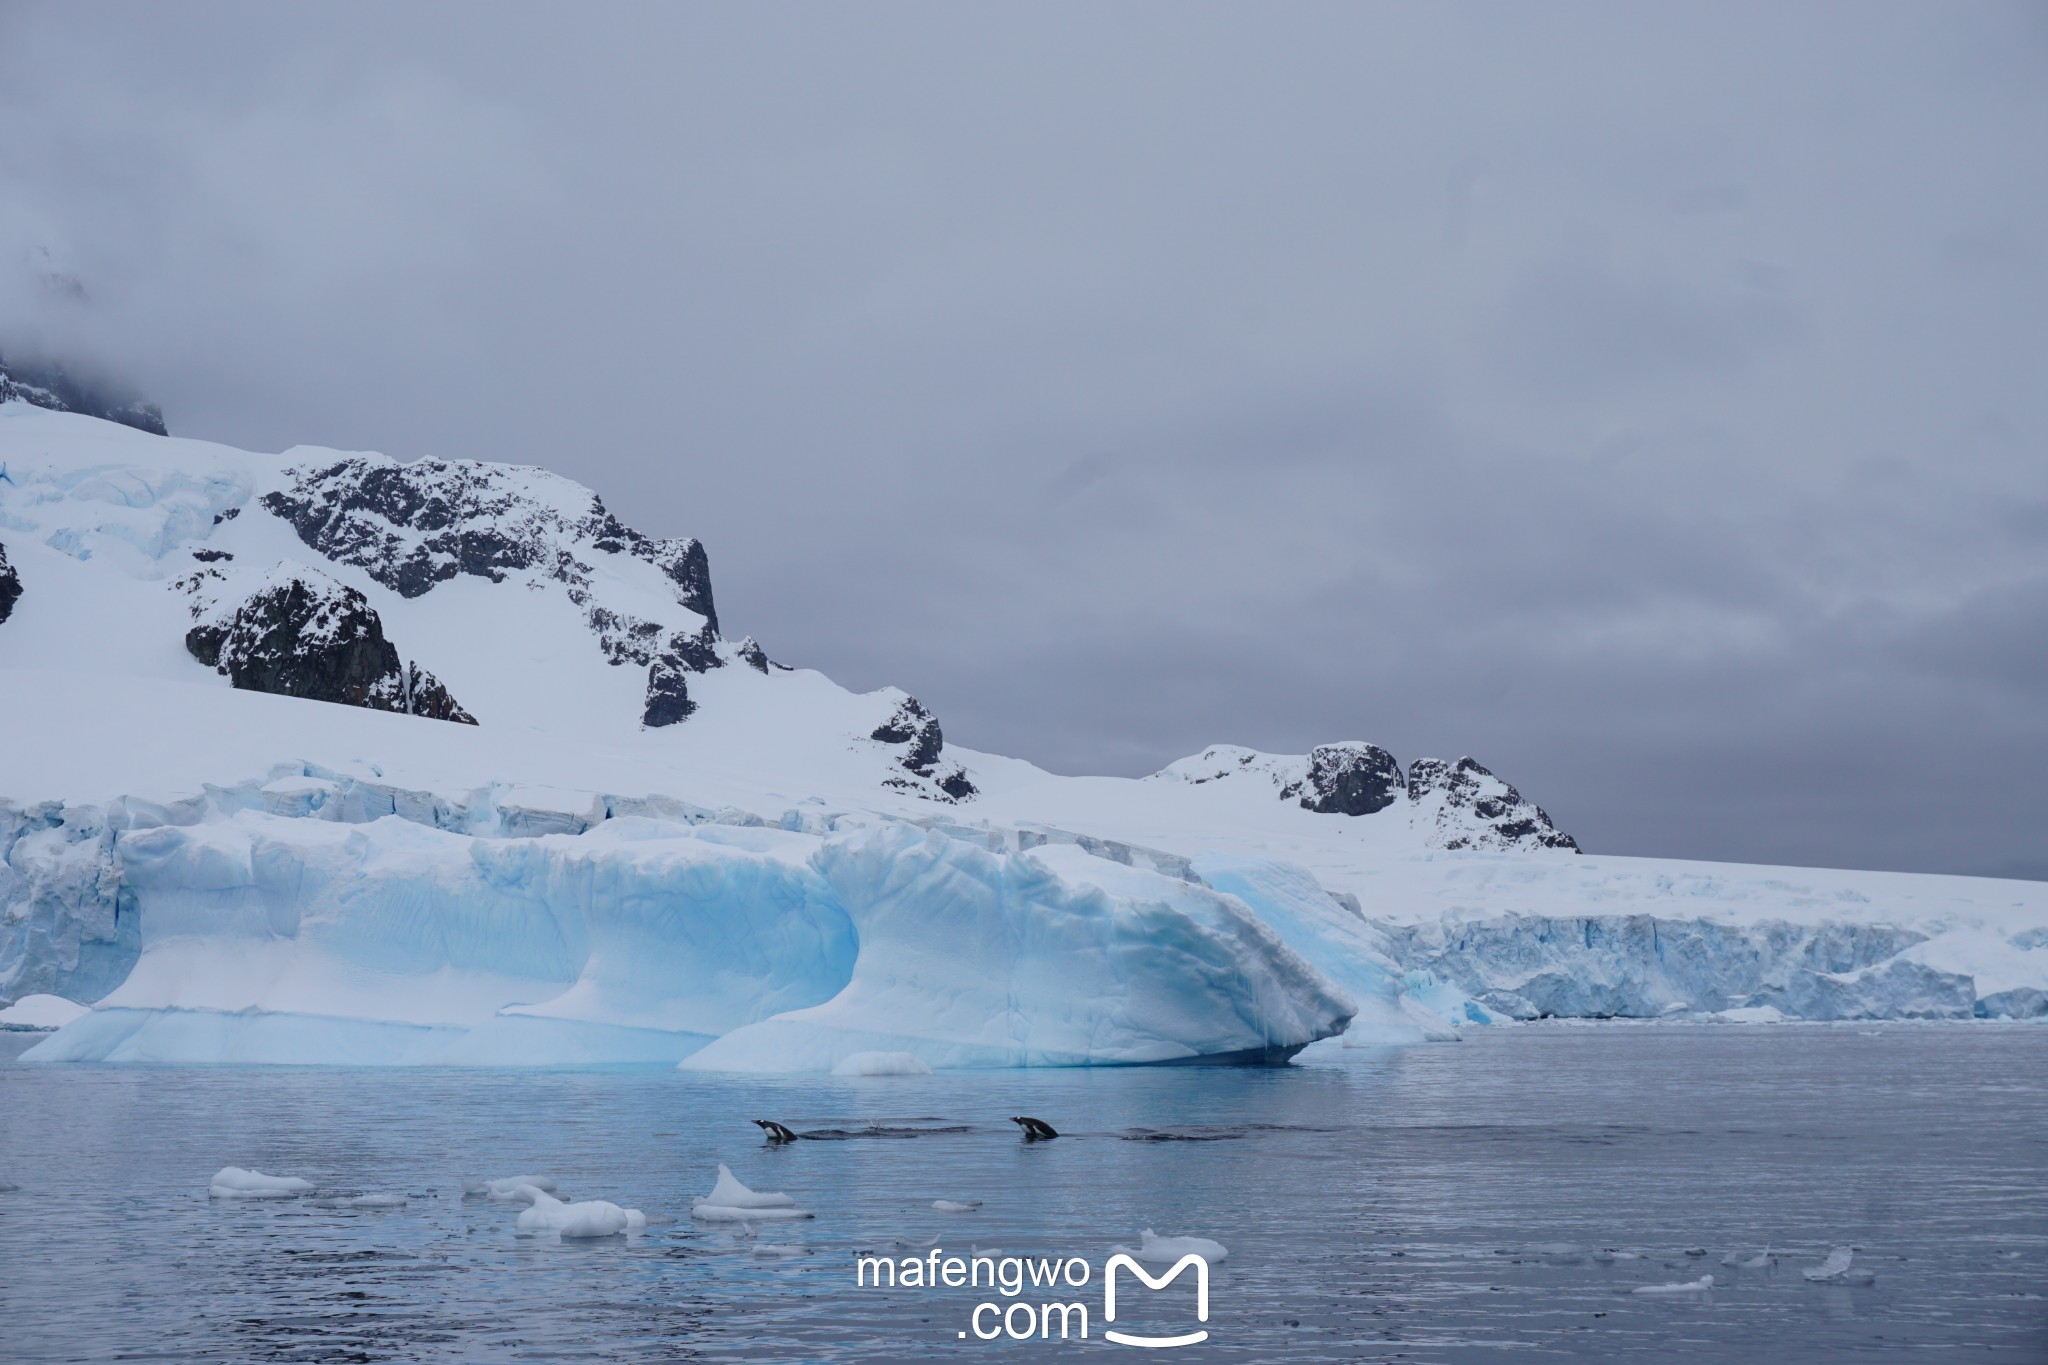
2,398 -> 2042,1068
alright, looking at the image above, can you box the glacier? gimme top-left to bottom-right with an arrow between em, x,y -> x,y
4,399 -> 2044,1064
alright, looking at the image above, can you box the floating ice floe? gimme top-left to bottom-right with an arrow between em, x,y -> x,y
1112,1229 -> 1229,1264
831,1051 -> 933,1077
690,1164 -> 811,1222
1803,1247 -> 1855,1282
465,1175 -> 560,1202
209,1167 -> 314,1200
1633,1275 -> 1714,1295
753,1243 -> 808,1258
1721,1248 -> 1771,1270
514,1186 -> 648,1238
933,1199 -> 981,1212
348,1194 -> 408,1209
1592,1249 -> 1641,1263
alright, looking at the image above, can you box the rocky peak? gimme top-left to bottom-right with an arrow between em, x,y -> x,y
259,455 -> 717,627
871,694 -> 977,802
1154,742 -> 1577,851
1282,742 -> 1405,816
1406,756 -> 1577,852
0,350 -> 166,436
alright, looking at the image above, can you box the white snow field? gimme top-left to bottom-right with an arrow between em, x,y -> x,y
3,401 -> 2044,1068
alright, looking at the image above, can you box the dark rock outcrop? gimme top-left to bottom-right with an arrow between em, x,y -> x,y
872,695 -> 977,801
1283,742 -> 1404,816
1407,756 -> 1577,852
642,654 -> 696,727
259,457 -> 717,632
181,564 -> 476,724
0,541 -> 19,624
0,350 -> 167,436
873,697 -> 945,773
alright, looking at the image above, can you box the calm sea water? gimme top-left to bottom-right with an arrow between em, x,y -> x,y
1,1024 -> 2043,1363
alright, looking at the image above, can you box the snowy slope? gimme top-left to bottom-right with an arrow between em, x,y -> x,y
3,399 -> 2043,1067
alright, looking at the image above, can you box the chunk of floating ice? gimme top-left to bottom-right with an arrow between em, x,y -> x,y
1721,1248 -> 1771,1269
1682,1247 -> 1707,1257
830,1051 -> 934,1077
933,1199 -> 981,1212
348,1194 -> 408,1209
1803,1247 -> 1855,1282
515,1187 -> 648,1238
752,1243 -> 808,1258
1592,1249 -> 1640,1263
695,1164 -> 798,1210
1111,1230 -> 1229,1264
209,1167 -> 313,1199
1633,1275 -> 1713,1295
464,1176 -> 559,1202
690,1163 -> 812,1221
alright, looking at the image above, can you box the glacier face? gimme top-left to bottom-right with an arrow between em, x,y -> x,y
13,790 -> 1353,1068
682,831 -> 1354,1073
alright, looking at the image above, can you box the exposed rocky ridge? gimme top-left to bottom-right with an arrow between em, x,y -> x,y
1284,743 -> 1404,816
261,455 -> 717,623
0,350 -> 166,436
1407,757 -> 1577,852
872,695 -> 977,802
1156,742 -> 1577,851
180,562 -> 475,724
0,540 -> 19,623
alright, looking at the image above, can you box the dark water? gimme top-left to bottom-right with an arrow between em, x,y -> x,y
1,1025 -> 2043,1363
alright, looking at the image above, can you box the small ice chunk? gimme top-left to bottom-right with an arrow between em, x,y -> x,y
830,1051 -> 934,1077
209,1167 -> 313,1200
1633,1275 -> 1714,1295
464,1176 -> 559,1202
752,1243 -> 808,1258
1682,1247 -> 1707,1257
696,1164 -> 797,1208
1592,1249 -> 1641,1263
515,1187 -> 648,1238
1721,1248 -> 1771,1270
348,1194 -> 408,1209
1112,1229 -> 1228,1264
933,1199 -> 981,1212
1803,1247 -> 1855,1282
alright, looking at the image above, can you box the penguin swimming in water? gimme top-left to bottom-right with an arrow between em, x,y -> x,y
754,1119 -> 799,1143
1010,1116 -> 1059,1141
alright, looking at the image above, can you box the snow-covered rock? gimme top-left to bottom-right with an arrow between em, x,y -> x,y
1153,744 -> 1576,851
180,560 -> 474,722
1405,756 -> 1577,852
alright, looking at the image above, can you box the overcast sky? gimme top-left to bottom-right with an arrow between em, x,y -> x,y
3,2 -> 2043,878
